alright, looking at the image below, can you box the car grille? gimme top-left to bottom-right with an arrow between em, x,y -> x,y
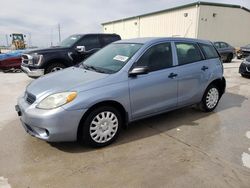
25,92 -> 36,104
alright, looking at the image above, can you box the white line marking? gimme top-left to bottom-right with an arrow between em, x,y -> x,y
0,177 -> 11,188
242,152 -> 250,169
246,131 -> 250,139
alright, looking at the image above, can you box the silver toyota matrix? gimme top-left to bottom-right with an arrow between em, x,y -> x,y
16,38 -> 226,147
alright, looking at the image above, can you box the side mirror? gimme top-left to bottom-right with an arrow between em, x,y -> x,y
76,46 -> 86,53
129,66 -> 149,77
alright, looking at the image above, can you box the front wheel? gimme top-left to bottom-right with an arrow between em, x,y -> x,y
199,85 -> 220,112
79,106 -> 122,147
45,63 -> 66,74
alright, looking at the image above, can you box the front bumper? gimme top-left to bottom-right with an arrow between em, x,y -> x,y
21,64 -> 44,78
16,96 -> 87,142
239,61 -> 250,76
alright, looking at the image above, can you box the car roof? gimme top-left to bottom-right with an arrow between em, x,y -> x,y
115,37 -> 212,45
72,33 -> 120,37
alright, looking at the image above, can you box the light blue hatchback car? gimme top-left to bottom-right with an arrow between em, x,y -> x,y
16,38 -> 226,147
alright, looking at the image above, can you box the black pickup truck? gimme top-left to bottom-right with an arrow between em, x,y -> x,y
21,33 -> 121,78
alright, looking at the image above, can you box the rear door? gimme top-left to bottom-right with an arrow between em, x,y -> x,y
129,42 -> 178,119
174,42 -> 207,106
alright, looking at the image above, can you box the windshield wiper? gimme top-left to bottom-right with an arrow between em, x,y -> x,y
83,64 -> 106,73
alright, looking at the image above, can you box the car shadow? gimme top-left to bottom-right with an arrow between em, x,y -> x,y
50,92 -> 247,153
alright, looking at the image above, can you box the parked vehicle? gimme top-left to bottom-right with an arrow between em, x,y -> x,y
239,56 -> 250,77
21,33 -> 121,78
16,38 -> 226,147
213,41 -> 235,62
237,44 -> 250,59
0,50 -> 25,70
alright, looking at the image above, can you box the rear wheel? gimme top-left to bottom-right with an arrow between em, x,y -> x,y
199,85 -> 220,112
45,63 -> 66,74
226,53 -> 233,63
79,106 -> 122,147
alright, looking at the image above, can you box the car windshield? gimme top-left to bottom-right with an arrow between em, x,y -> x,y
59,35 -> 82,47
81,43 -> 143,74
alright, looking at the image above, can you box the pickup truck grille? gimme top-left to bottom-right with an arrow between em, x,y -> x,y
25,92 -> 36,104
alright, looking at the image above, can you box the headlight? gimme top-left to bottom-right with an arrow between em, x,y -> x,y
32,53 -> 43,66
37,92 -> 77,109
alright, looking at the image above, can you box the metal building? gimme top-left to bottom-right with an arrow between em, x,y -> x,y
102,2 -> 250,47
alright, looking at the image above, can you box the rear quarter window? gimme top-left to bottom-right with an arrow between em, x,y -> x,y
199,43 -> 219,59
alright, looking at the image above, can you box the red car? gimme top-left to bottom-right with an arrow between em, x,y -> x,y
0,56 -> 21,70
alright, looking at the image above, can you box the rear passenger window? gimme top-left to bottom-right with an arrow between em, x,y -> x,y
220,42 -> 229,48
103,35 -> 120,45
175,42 -> 203,65
199,43 -> 219,59
137,43 -> 173,72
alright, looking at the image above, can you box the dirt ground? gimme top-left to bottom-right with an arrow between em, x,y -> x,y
0,59 -> 250,188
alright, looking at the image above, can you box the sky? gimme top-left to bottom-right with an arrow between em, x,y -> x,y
0,0 -> 249,47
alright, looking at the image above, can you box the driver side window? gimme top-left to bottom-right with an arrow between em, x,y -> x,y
136,43 -> 173,72
77,35 -> 101,51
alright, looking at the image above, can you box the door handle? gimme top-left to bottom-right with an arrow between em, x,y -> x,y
201,66 -> 209,71
168,73 -> 178,79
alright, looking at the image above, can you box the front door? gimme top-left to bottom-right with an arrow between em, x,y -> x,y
129,42 -> 178,120
73,35 -> 101,63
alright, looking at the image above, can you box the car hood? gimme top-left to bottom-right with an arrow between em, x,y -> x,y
26,67 -> 109,98
26,46 -> 70,54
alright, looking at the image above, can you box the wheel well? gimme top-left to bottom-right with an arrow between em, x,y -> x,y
209,78 -> 226,97
228,53 -> 233,58
45,59 -> 69,69
77,101 -> 128,141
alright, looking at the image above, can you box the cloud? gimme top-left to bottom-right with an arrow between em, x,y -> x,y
0,0 -> 249,47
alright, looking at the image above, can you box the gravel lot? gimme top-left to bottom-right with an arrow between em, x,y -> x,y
0,59 -> 250,188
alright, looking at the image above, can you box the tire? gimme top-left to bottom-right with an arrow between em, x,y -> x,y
45,63 -> 66,74
79,106 -> 122,147
226,53 -> 233,63
199,84 -> 220,112
241,74 -> 250,78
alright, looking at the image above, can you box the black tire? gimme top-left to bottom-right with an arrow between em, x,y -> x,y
45,63 -> 66,74
226,53 -> 233,63
199,84 -> 220,112
79,106 -> 122,147
241,74 -> 250,78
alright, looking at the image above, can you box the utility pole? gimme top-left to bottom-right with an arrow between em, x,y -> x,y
5,34 -> 9,47
58,23 -> 61,43
28,33 -> 32,48
50,28 -> 53,47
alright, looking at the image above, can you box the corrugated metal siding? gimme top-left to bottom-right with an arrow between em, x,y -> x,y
103,6 -> 198,39
198,5 -> 250,47
139,6 -> 198,38
103,18 -> 139,39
